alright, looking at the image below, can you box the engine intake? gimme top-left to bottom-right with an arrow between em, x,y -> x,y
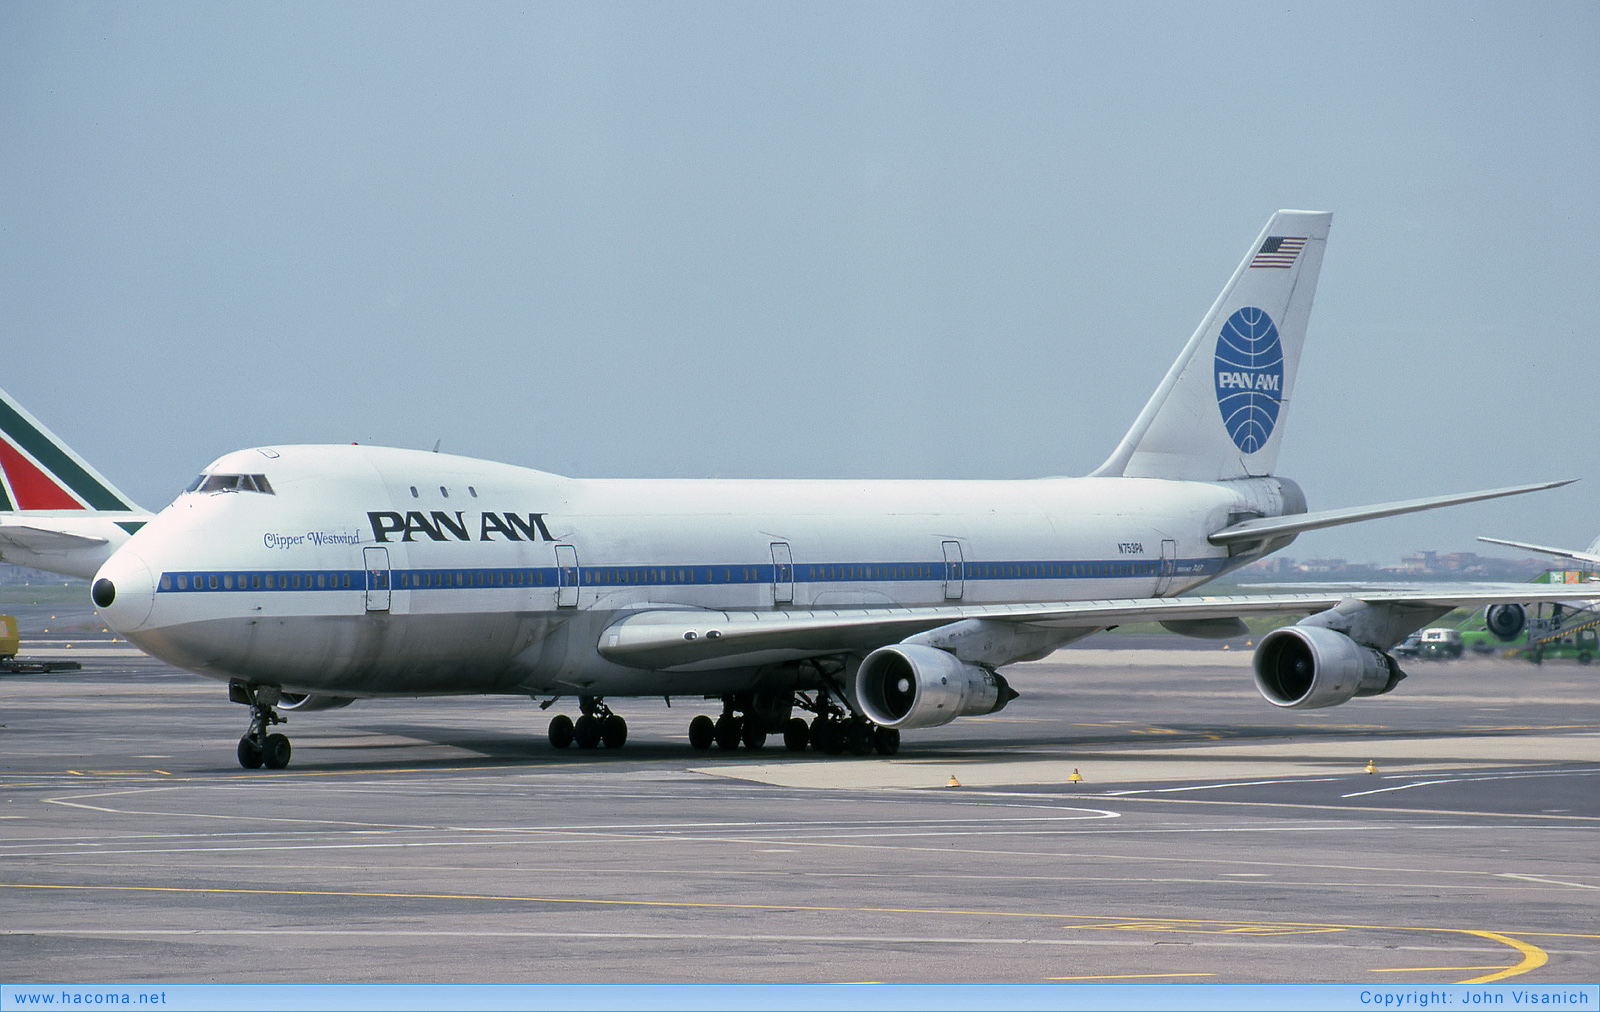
1253,626 -> 1404,709
851,644 -> 1016,729
1484,603 -> 1526,642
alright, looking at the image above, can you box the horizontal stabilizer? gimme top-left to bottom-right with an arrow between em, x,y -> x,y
1477,535 -> 1600,566
1209,479 -> 1576,547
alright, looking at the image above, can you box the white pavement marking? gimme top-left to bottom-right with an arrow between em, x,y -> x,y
694,734 -> 1600,789
1496,873 -> 1600,891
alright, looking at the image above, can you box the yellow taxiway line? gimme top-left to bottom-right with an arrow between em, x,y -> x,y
0,881 -> 1553,984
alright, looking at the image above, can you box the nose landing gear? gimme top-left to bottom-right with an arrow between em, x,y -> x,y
229,679 -> 292,770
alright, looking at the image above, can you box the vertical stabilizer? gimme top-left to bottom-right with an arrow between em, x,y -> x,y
1092,210 -> 1332,481
0,387 -> 141,513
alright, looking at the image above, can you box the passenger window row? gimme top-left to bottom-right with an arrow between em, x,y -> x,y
155,558 -> 1180,594
161,571 -> 352,591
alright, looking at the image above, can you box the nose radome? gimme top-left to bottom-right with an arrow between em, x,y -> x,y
93,550 -> 156,632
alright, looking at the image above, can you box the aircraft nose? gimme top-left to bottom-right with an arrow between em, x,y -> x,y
93,550 -> 156,632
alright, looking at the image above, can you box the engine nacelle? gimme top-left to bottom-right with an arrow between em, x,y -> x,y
851,644 -> 1016,729
279,692 -> 356,712
1484,603 -> 1527,642
1253,626 -> 1404,709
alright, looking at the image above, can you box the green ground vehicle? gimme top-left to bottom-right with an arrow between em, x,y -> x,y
1456,592 -> 1598,664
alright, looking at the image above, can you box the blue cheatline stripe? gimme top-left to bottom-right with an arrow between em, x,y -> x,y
155,557 -> 1230,594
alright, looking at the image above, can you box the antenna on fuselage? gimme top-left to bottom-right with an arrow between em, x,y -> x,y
431,439 -> 441,453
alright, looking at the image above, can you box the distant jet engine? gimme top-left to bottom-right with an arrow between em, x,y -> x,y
851,644 -> 1017,729
1252,626 -> 1404,709
1484,603 -> 1527,642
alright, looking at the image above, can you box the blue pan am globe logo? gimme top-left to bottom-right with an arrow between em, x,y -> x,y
1213,307 -> 1284,454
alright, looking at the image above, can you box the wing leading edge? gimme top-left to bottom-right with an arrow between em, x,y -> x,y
598,584 -> 1600,672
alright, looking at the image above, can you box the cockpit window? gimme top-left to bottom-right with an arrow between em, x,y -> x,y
186,473 -> 275,495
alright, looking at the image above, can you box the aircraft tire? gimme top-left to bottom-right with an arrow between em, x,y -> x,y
783,717 -> 809,752
741,722 -> 767,750
237,737 -> 264,770
872,726 -> 900,756
688,714 -> 715,750
845,720 -> 874,756
808,716 -> 829,751
812,718 -> 845,756
573,714 -> 601,749
713,714 -> 743,750
602,714 -> 628,748
263,734 -> 292,770
548,714 -> 574,749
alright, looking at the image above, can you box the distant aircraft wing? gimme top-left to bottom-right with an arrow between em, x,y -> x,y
1209,480 -> 1575,546
0,522 -> 109,551
1477,536 -> 1600,567
598,584 -> 1600,672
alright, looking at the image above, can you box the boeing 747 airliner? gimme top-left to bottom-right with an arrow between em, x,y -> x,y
5,210 -> 1588,769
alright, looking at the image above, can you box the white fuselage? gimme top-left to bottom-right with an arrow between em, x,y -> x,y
95,444 -> 1299,699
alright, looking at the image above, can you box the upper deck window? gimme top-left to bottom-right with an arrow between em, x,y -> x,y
185,473 -> 275,495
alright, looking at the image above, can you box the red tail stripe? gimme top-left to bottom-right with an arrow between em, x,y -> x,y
0,437 -> 85,509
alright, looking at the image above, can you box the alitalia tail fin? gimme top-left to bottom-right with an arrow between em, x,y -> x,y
1093,210 -> 1332,481
0,387 -> 143,514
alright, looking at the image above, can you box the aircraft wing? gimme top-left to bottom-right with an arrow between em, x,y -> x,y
1477,536 -> 1600,567
598,584 -> 1600,671
0,522 -> 109,551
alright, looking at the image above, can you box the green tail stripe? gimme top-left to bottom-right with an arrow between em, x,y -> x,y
0,400 -> 130,511
115,521 -> 146,535
0,479 -> 11,511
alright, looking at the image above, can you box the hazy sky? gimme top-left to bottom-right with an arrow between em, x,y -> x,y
3,2 -> 1596,563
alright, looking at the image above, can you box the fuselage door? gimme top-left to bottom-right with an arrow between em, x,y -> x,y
363,547 -> 391,612
771,542 -> 794,605
555,544 -> 579,608
1155,538 -> 1178,596
942,540 -> 964,600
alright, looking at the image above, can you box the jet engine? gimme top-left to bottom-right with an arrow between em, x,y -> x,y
1484,603 -> 1527,642
851,644 -> 1016,729
279,692 -> 356,712
1252,626 -> 1404,709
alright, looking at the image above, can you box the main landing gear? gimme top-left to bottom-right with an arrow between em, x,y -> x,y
547,695 -> 628,750
230,679 -> 292,770
686,692 -> 899,756
793,691 -> 898,756
686,695 -> 772,752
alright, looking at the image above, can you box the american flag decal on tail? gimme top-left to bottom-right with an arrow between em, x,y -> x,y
1250,236 -> 1307,269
